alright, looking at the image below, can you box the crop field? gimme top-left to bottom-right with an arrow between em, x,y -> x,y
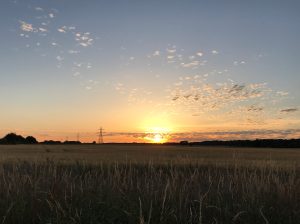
0,144 -> 299,223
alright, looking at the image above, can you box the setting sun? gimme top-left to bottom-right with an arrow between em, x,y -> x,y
152,133 -> 164,143
143,127 -> 171,143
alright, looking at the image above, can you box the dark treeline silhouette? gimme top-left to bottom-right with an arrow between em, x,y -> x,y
0,133 -> 81,145
37,140 -> 82,144
180,139 -> 300,148
0,133 -> 299,147
0,133 -> 38,144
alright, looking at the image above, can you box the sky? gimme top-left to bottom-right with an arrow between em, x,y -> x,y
0,0 -> 300,143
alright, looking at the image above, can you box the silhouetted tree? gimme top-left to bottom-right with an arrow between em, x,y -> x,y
25,136 -> 38,144
1,133 -> 26,144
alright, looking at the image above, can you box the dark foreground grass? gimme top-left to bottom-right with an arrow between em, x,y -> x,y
0,161 -> 299,224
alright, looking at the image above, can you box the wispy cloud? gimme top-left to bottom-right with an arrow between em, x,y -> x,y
167,48 -> 176,54
169,129 -> 300,141
280,108 -> 298,113
103,129 -> 300,142
34,7 -> 44,11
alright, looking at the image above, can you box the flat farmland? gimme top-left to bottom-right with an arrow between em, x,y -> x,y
0,144 -> 299,166
0,144 -> 299,223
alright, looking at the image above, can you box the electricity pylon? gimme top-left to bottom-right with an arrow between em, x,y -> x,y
98,127 -> 104,144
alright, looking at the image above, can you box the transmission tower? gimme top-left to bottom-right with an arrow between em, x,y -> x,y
98,127 -> 104,144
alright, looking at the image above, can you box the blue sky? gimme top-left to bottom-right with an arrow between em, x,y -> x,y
0,0 -> 300,142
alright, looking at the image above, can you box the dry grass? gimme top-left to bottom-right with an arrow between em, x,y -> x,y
0,145 -> 299,223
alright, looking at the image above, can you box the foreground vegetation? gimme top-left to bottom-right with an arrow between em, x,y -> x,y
0,145 -> 299,223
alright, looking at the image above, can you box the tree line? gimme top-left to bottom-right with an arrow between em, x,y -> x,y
1,133 -> 299,147
0,133 -> 82,145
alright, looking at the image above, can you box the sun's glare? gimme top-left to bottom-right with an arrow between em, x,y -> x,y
152,133 -> 163,143
140,116 -> 174,143
144,127 -> 171,143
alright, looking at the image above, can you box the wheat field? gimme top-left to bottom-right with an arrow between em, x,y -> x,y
0,144 -> 299,223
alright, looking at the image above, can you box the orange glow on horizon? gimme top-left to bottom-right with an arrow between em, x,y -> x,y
143,127 -> 171,143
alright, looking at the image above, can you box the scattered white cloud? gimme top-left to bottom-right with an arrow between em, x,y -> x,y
153,50 -> 160,56
68,50 -> 80,54
35,7 -> 44,11
19,21 -> 36,32
168,76 -> 272,115
56,55 -> 64,61
87,63 -> 92,69
38,27 -> 47,32
180,61 -> 199,68
79,43 -> 88,47
167,48 -> 176,54
75,32 -> 94,47
57,28 -> 66,33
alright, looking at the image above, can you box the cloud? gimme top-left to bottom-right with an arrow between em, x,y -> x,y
277,91 -> 289,96
79,43 -> 88,47
196,52 -> 203,57
75,32 -> 94,47
114,83 -> 153,104
180,60 -> 200,68
19,21 -> 36,32
167,48 -> 176,53
57,28 -> 66,33
68,50 -> 80,54
211,50 -> 219,55
56,55 -> 64,61
169,129 -> 300,142
280,108 -> 298,113
38,27 -> 47,32
168,77 -> 271,114
247,105 -> 264,112
153,50 -> 160,56
102,129 -> 300,142
35,7 -> 44,11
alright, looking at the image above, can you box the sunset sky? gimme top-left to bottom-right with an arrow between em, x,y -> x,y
0,0 -> 300,143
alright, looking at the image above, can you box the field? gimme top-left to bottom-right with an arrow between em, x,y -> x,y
0,144 -> 299,223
